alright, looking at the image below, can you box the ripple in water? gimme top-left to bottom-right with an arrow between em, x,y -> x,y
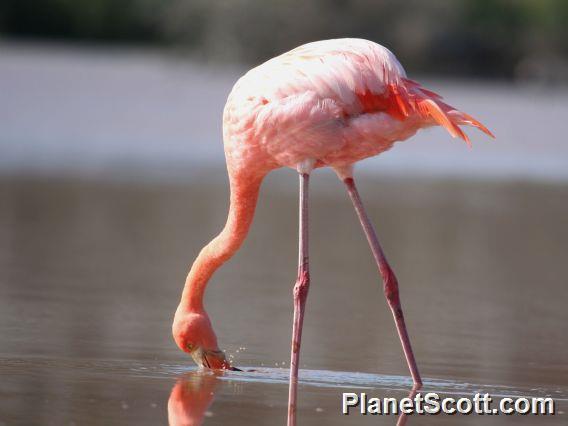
158,364 -> 568,401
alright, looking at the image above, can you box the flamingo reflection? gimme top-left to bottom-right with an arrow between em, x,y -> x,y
168,369 -> 420,425
168,372 -> 219,426
397,385 -> 421,426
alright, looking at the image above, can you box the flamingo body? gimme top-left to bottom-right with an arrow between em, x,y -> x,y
223,38 -> 492,177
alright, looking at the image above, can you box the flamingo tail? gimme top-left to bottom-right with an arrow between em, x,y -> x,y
388,78 -> 495,146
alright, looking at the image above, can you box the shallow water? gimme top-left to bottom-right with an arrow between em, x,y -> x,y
1,174 -> 568,425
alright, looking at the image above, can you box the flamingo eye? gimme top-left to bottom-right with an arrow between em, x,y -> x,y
186,343 -> 194,351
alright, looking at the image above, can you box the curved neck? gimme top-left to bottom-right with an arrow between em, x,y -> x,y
180,170 -> 263,312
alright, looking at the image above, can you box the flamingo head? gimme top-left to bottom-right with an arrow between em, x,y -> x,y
172,310 -> 234,370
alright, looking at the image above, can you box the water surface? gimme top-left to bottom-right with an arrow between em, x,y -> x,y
1,175 -> 567,424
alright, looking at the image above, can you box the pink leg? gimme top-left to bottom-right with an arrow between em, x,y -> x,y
344,177 -> 422,386
287,172 -> 310,426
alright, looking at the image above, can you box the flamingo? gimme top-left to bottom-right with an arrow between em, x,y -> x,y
172,38 -> 493,425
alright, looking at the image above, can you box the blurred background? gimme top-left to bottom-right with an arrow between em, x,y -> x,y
2,0 -> 568,78
1,1 -> 567,425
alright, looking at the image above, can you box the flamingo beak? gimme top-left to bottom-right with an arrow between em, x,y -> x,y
191,347 -> 241,371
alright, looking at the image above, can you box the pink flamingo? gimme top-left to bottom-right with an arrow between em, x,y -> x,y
172,38 -> 493,425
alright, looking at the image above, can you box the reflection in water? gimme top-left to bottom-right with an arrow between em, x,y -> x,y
168,372 -> 219,426
165,366 -> 568,425
167,369 -> 421,426
396,385 -> 419,426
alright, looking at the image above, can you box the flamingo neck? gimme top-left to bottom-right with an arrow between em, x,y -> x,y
179,171 -> 263,313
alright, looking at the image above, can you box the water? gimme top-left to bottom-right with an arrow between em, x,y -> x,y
1,176 -> 567,425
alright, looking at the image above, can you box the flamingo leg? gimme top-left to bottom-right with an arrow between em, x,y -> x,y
287,172 -> 310,426
343,177 -> 422,386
